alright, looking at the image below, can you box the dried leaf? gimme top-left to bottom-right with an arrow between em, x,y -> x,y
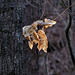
22,25 -> 37,38
37,30 -> 48,53
32,20 -> 55,26
25,36 -> 31,41
31,31 -> 39,44
22,18 -> 57,52
28,41 -> 33,49
44,18 -> 56,28
37,40 -> 42,51
41,18 -> 56,31
32,20 -> 43,26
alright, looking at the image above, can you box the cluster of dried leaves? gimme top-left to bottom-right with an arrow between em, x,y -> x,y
22,18 -> 56,52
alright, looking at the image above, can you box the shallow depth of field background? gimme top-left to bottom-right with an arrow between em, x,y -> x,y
0,0 -> 75,75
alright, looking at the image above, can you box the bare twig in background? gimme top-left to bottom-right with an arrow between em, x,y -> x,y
26,0 -> 37,8
40,0 -> 46,19
65,0 -> 75,66
40,6 -> 45,19
53,2 -> 74,20
61,0 -> 73,17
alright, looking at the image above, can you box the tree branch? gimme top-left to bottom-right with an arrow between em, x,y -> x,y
61,0 -> 73,17
65,0 -> 75,66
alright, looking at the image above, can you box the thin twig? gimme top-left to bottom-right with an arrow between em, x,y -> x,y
53,2 -> 74,20
26,0 -> 37,8
40,1 -> 46,19
61,0 -> 73,17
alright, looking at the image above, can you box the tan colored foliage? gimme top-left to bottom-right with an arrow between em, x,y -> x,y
31,31 -> 39,44
37,30 -> 48,53
28,41 -> 33,49
22,18 -> 56,52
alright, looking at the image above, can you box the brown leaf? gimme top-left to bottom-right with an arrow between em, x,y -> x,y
28,41 -> 33,49
37,30 -> 48,53
31,31 -> 39,44
37,40 -> 42,51
44,18 -> 56,29
25,36 -> 31,41
22,25 -> 37,38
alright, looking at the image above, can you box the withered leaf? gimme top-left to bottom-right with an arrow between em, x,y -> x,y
22,25 -> 37,38
31,31 -> 39,44
37,30 -> 48,53
44,18 -> 56,28
25,36 -> 31,41
22,18 -> 57,53
28,41 -> 33,49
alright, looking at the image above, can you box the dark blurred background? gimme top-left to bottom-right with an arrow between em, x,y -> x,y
0,0 -> 75,75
